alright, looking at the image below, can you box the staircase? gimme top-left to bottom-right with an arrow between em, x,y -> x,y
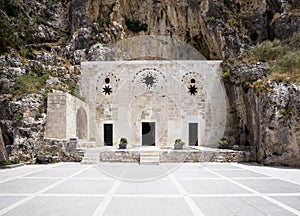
81,148 -> 99,164
139,147 -> 160,165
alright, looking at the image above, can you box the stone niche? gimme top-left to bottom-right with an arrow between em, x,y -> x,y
78,60 -> 227,148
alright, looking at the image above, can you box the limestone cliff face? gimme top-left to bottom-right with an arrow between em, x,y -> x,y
224,63 -> 300,167
67,0 -> 283,59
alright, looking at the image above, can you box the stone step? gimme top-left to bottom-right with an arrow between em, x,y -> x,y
140,156 -> 160,161
139,152 -> 160,165
140,161 -> 160,165
81,157 -> 99,164
81,149 -> 100,164
140,153 -> 160,157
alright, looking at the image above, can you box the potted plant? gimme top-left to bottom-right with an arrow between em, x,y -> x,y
218,138 -> 230,149
174,138 -> 185,150
119,138 -> 128,149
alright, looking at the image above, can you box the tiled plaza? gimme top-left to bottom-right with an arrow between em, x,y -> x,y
0,162 -> 299,216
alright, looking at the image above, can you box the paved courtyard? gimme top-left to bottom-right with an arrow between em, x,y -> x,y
0,162 -> 299,216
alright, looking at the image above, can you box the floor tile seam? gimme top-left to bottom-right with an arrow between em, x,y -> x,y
111,194 -> 183,198
3,192 -> 299,198
190,193 -> 300,197
204,167 -> 300,215
91,167 -> 129,216
0,195 -> 36,216
0,163 -> 61,184
174,177 -> 223,180
266,193 -> 300,196
111,194 -> 257,198
168,173 -> 205,216
36,165 -> 93,194
230,163 -> 300,186
175,177 -> 275,180
71,177 -> 115,180
91,180 -> 122,216
19,177 -> 64,180
0,164 -> 93,216
37,193 -> 107,197
0,194 -> 31,197
261,195 -> 300,215
203,167 -> 262,194
175,169 -> 243,171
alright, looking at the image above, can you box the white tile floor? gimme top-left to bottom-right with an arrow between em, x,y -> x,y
0,162 -> 299,216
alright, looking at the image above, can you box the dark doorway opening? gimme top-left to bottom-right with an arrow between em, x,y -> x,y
189,123 -> 198,146
104,124 -> 113,146
142,122 -> 155,146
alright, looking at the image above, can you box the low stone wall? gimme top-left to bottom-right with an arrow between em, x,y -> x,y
100,150 -> 140,162
98,148 -> 255,163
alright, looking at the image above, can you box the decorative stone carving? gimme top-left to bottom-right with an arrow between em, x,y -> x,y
132,67 -> 167,91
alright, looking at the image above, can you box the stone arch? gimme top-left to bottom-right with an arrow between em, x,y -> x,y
130,92 -> 181,145
76,107 -> 88,140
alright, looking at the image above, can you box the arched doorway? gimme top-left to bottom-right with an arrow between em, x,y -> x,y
76,108 -> 88,139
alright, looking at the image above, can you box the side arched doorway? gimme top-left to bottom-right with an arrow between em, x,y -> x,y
76,107 -> 88,140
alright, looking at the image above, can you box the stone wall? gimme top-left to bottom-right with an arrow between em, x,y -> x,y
45,92 -> 89,140
98,148 -> 253,163
80,60 -> 227,147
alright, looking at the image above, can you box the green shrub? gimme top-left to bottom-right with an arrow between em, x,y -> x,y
250,40 -> 286,62
208,16 -> 216,23
276,51 -> 300,73
13,114 -> 23,122
98,16 -> 110,27
0,0 -> 24,17
285,33 -> 300,51
34,15 -> 48,25
174,139 -> 185,145
224,0 -> 233,7
222,70 -> 231,83
0,17 -> 22,54
0,158 -> 20,166
218,138 -> 230,149
11,73 -> 49,96
120,138 -> 128,144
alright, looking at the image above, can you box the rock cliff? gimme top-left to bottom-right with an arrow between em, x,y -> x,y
0,0 -> 299,165
224,62 -> 300,167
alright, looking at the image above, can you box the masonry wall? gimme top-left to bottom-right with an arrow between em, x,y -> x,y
80,60 -> 227,147
45,92 -> 89,140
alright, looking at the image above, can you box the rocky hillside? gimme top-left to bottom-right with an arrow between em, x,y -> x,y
0,0 -> 299,165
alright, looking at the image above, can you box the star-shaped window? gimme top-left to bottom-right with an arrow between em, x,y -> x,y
102,85 -> 112,95
188,85 -> 198,95
143,74 -> 156,88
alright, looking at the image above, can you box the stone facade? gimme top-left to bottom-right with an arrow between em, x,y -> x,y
46,60 -> 227,148
76,60 -> 227,147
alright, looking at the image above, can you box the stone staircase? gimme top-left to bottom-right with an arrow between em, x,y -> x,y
139,147 -> 160,165
81,148 -> 99,164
